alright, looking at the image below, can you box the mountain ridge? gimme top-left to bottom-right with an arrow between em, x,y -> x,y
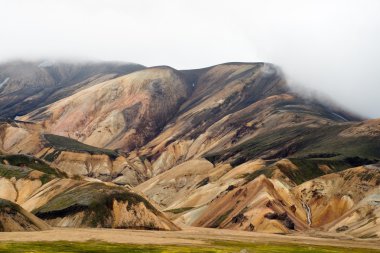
0,60 -> 379,237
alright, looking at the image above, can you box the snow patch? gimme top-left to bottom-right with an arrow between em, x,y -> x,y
331,112 -> 348,122
302,202 -> 312,226
38,60 -> 54,68
0,77 -> 9,89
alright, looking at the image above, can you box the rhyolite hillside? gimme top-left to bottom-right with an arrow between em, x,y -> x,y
0,60 -> 379,236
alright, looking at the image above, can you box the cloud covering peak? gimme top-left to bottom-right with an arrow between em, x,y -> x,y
1,0 -> 380,117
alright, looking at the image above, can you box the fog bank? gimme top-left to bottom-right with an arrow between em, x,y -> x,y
1,0 -> 380,117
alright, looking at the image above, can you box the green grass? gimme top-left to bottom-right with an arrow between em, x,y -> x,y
0,240 -> 378,253
43,134 -> 119,158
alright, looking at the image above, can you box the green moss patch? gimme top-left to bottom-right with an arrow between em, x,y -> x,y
165,207 -> 194,214
43,134 -> 119,158
0,164 -> 32,179
0,154 -> 62,176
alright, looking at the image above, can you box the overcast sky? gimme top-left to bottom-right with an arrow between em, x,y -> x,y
1,0 -> 380,118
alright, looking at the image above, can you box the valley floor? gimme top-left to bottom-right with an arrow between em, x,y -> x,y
0,227 -> 379,252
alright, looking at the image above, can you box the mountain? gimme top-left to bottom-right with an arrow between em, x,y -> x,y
0,60 -> 379,237
20,66 -> 192,152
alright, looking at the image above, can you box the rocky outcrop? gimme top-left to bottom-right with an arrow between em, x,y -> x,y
0,120 -> 42,154
0,198 -> 50,232
33,182 -> 178,230
293,165 -> 380,229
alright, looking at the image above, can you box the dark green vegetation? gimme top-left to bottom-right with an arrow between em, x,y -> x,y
0,154 -> 64,184
0,240 -> 378,253
210,209 -> 233,228
165,207 -> 194,214
0,164 -> 32,179
285,158 -> 350,184
0,154 -> 62,177
0,198 -> 21,213
0,163 -> 56,185
33,183 -> 159,228
43,134 -> 119,158
196,177 -> 210,188
206,124 -> 380,184
206,124 -> 380,165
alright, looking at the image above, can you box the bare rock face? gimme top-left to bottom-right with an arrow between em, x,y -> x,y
293,165 -> 380,234
189,175 -> 308,234
0,198 -> 50,232
0,120 -> 42,154
20,67 -> 191,152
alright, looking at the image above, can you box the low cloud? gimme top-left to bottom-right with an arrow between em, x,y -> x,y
1,0 -> 379,117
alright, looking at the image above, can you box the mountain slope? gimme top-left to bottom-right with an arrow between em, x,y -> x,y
20,66 -> 192,152
0,60 -> 379,237
127,63 -> 362,177
0,60 -> 145,118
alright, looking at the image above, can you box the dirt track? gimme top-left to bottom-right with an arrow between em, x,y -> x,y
0,226 -> 379,250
